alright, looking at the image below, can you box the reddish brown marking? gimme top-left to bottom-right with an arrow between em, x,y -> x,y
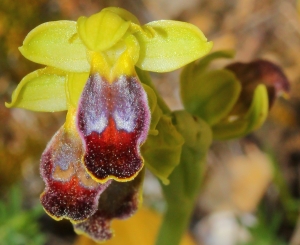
82,117 -> 142,180
40,128 -> 109,222
76,74 -> 150,181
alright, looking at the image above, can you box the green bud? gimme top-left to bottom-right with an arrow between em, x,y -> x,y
212,84 -> 269,140
226,59 -> 290,110
211,59 -> 288,140
170,110 -> 212,196
141,115 -> 184,185
180,51 -> 284,140
180,50 -> 240,126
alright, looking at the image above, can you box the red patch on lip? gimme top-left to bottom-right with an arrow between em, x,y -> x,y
40,127 -> 110,222
83,117 -> 143,180
77,74 -> 150,181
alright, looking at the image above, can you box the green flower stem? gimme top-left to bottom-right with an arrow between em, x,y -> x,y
155,201 -> 195,245
156,111 -> 212,245
156,154 -> 205,245
136,67 -> 171,114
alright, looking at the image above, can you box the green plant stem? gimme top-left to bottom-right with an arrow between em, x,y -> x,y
156,158 -> 204,245
156,203 -> 195,245
155,111 -> 212,245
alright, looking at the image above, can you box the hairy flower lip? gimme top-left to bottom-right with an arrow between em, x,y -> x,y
40,126 -> 111,222
76,73 -> 150,183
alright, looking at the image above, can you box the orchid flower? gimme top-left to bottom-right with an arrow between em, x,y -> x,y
6,7 -> 212,242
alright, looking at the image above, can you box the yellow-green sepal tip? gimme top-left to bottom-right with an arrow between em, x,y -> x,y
134,20 -> 213,72
6,67 -> 68,112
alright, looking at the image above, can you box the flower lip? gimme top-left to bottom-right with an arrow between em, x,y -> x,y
76,72 -> 150,183
40,126 -> 111,222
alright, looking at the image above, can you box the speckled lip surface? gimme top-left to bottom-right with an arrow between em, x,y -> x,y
77,73 -> 150,181
40,127 -> 110,222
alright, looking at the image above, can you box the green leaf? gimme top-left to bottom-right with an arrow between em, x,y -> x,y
19,21 -> 90,72
6,67 -> 67,112
156,110 -> 212,245
141,115 -> 184,185
180,68 -> 241,125
77,9 -> 130,52
212,84 -> 269,140
135,20 -> 213,72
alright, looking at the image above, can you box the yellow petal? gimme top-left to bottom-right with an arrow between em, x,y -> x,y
135,20 -> 213,72
66,72 -> 89,108
6,67 -> 67,112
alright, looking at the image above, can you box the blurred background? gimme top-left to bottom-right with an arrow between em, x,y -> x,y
1,0 -> 300,244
